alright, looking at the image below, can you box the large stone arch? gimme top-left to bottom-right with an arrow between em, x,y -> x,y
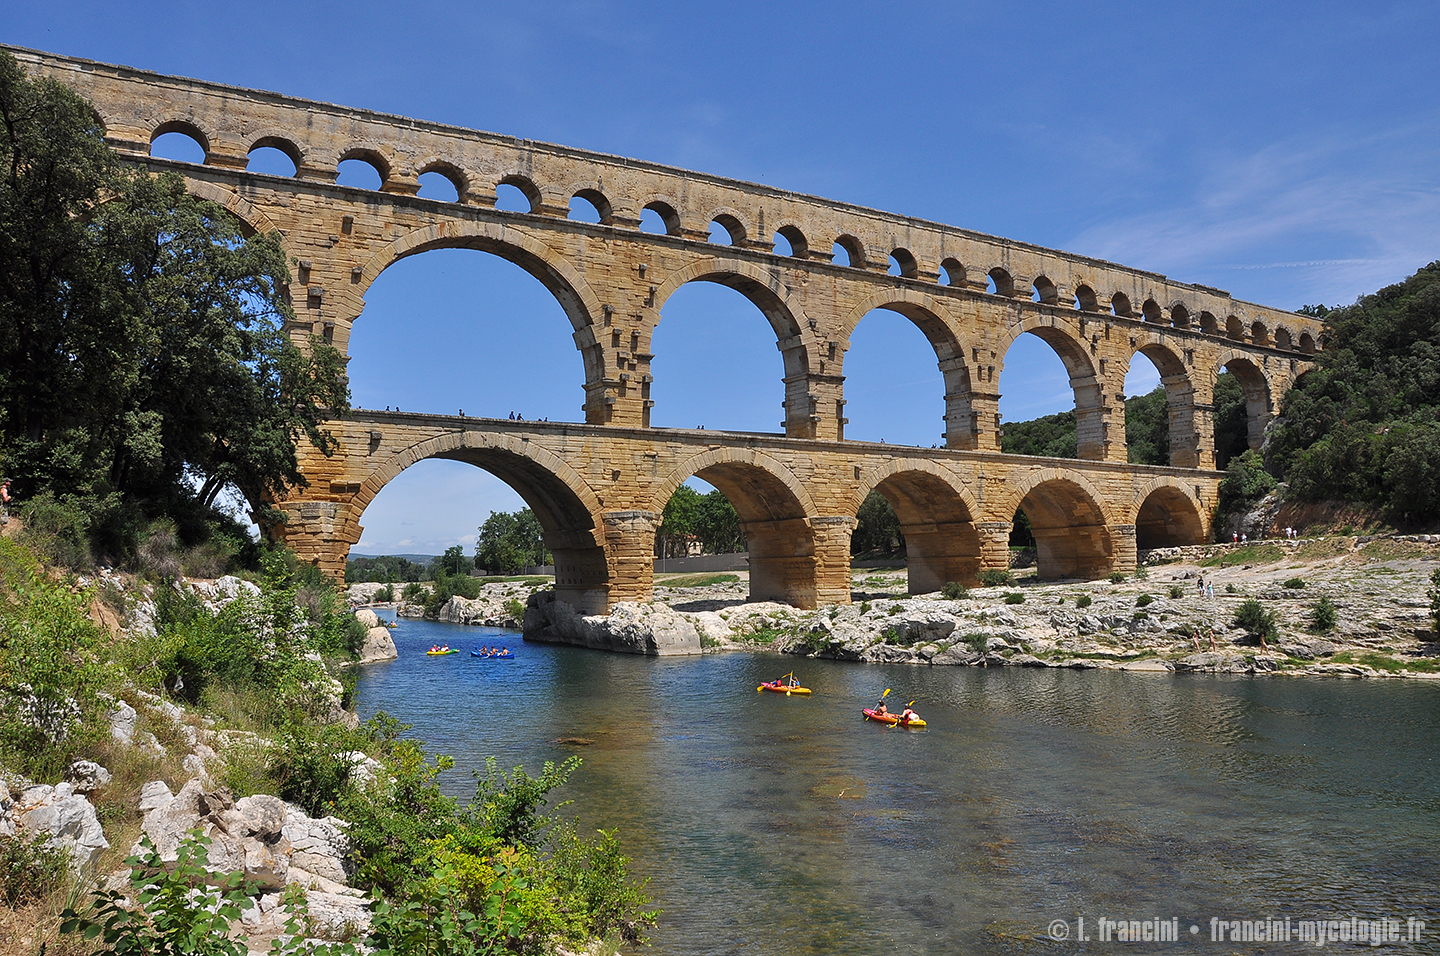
999,314 -> 1111,461
851,459 -> 982,592
650,448 -> 823,606
650,257 -> 821,437
356,220 -> 614,423
838,289 -> 979,449
1130,477 -> 1208,550
1120,334 -> 1203,468
1211,349 -> 1275,454
182,180 -> 285,238
998,469 -> 1116,580
343,429 -> 610,612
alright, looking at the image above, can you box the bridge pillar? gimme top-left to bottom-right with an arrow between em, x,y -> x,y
276,498 -> 357,583
976,521 -> 1013,575
601,510 -> 656,606
1110,523 -> 1138,575
744,515 -> 853,608
900,520 -> 982,592
1163,371 -> 1203,469
811,516 -> 857,606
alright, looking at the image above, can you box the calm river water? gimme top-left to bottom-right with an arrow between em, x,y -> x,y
353,613 -> 1440,955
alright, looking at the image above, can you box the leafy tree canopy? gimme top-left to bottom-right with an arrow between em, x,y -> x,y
475,508 -> 550,574
851,490 -> 902,556
656,484 -> 745,555
0,51 -> 349,560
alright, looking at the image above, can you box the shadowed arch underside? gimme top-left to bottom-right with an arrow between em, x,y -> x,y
1015,478 -> 1114,580
690,460 -> 818,606
1135,485 -> 1206,551
863,467 -> 980,592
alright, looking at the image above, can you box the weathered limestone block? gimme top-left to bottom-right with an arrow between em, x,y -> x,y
358,625 -> 398,664
15,781 -> 110,869
524,593 -> 701,655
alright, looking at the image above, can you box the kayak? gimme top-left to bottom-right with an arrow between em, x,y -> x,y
426,649 -> 459,656
758,683 -> 811,695
863,708 -> 926,728
472,651 -> 515,659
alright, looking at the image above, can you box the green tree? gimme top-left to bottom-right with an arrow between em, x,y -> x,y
435,545 -> 470,577
475,508 -> 549,574
1124,386 -> 1170,466
656,484 -> 703,558
1212,372 -> 1251,470
1000,409 -> 1077,458
852,490 -> 902,556
694,491 -> 745,554
0,51 -> 349,558
1214,449 -> 1277,534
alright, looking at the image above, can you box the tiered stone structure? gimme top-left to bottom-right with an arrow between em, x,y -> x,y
11,46 -> 1323,610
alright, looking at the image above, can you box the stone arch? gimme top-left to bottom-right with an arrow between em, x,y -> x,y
938,257 -> 966,287
246,134 -> 304,174
568,185 -> 614,224
1111,292 -> 1133,317
1225,314 -> 1245,340
999,470 -> 1116,580
890,247 -> 919,278
1132,478 -> 1208,550
1298,331 -> 1316,354
1074,284 -> 1100,312
182,180 -> 284,238
1169,302 -> 1192,329
1032,274 -> 1059,305
774,222 -> 809,258
417,159 -> 470,202
833,233 -> 867,269
1122,334 -> 1201,468
1250,320 -> 1270,346
641,198 -> 682,235
336,145 -> 391,185
839,289 -> 976,449
1274,326 -> 1293,351
707,207 -> 750,245
1141,298 -> 1165,323
358,220 -> 613,423
1211,350 -> 1274,453
496,173 -> 543,212
341,429 -> 609,612
151,118 -> 213,159
651,258 -> 819,436
650,449 -> 821,606
999,314 -> 1108,460
851,459 -> 983,592
1199,311 -> 1219,335
988,267 -> 1015,297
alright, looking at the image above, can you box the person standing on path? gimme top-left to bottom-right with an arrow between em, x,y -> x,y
0,478 -> 11,526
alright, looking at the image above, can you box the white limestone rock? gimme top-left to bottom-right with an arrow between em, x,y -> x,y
15,782 -> 110,869
524,594 -> 702,655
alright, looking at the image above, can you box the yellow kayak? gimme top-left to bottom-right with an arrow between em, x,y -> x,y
758,682 -> 811,695
426,649 -> 458,656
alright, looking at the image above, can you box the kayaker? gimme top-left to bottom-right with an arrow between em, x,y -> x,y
874,701 -> 889,717
901,706 -> 921,724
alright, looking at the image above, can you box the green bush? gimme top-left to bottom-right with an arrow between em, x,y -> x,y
1310,596 -> 1339,633
978,568 -> 1013,587
375,583 -> 395,603
1168,585 -> 1184,599
0,831 -> 69,906
18,491 -> 106,569
1284,577 -> 1307,589
1003,592 -> 1025,605
1136,594 -> 1153,607
1430,569 -> 1440,636
941,581 -> 969,600
402,581 -> 427,602
1076,595 -> 1093,609
1233,599 -> 1279,645
1108,571 -> 1126,584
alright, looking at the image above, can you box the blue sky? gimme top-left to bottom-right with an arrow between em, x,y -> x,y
6,1 -> 1438,556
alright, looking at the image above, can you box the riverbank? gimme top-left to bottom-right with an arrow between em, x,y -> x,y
507,535 -> 1440,678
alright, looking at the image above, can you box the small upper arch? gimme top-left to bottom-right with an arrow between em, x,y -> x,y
1111,292 -> 1133,317
568,186 -> 614,224
938,257 -> 966,287
417,159 -> 469,203
1141,298 -> 1165,324
773,223 -> 809,258
641,199 -> 682,235
988,267 -> 1015,297
1169,302 -> 1191,329
708,208 -> 749,246
1298,331 -> 1317,354
150,119 -> 212,162
337,146 -> 391,186
1032,274 -> 1059,305
1074,284 -> 1100,312
1225,314 -> 1245,340
246,134 -> 303,173
496,174 -> 542,213
833,234 -> 866,269
889,248 -> 919,278
1274,326 -> 1293,351
1199,311 -> 1219,334
1250,320 -> 1270,346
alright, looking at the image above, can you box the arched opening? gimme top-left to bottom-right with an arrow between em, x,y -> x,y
889,248 -> 918,278
336,152 -> 386,190
862,471 -> 980,593
709,214 -> 745,246
999,329 -> 1102,459
657,460 -> 817,606
843,306 -> 957,447
1274,327 -> 1293,351
1074,284 -> 1099,312
246,138 -> 298,176
1212,359 -> 1271,468
150,123 -> 207,164
1125,345 -> 1195,467
1031,275 -> 1058,305
650,278 -> 803,434
1225,315 -> 1245,340
938,258 -> 965,287
1250,321 -> 1269,346
640,201 -> 680,235
1111,292 -> 1133,317
1013,479 -> 1113,580
1141,299 -> 1164,324
833,235 -> 864,269
496,176 -> 540,213
1135,487 -> 1205,551
417,170 -> 461,202
351,447 -> 607,613
347,247 -> 589,425
569,189 -> 612,224
1199,311 -> 1219,335
988,268 -> 1014,297
1170,303 -> 1191,329
774,225 -> 808,257
1298,331 -> 1316,354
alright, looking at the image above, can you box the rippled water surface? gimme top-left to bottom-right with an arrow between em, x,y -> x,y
354,614 -> 1440,954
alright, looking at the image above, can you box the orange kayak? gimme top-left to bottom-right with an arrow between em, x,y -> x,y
863,708 -> 926,728
758,682 -> 811,695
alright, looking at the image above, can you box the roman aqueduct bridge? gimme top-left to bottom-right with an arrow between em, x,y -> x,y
12,45 -> 1323,611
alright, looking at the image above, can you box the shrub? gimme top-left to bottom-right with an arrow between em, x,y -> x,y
1430,568 -> 1440,635
401,581 -> 427,602
18,491 -> 104,569
888,603 -> 904,615
375,583 -> 395,603
1226,583 -> 1239,594
859,601 -> 872,614
1310,596 -> 1339,633
1108,571 -> 1126,584
0,832 -> 68,906
1233,599 -> 1279,645
941,581 -> 969,600
978,568 -> 1013,587
1133,565 -> 1149,580
1284,577 -> 1307,589
1076,595 -> 1093,609
504,597 -> 526,619
1003,592 -> 1025,605
1168,585 -> 1184,599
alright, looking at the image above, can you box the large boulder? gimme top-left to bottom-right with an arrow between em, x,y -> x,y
524,593 -> 702,655
14,781 -> 110,869
357,626 -> 398,664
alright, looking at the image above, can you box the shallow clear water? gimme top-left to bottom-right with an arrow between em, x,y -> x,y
354,613 -> 1440,954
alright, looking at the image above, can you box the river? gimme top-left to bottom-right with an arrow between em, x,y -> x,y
353,613 -> 1440,954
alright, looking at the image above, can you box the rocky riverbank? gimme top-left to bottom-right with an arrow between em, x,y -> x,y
521,536 -> 1440,679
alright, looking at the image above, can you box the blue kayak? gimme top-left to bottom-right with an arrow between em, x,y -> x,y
472,650 -> 515,659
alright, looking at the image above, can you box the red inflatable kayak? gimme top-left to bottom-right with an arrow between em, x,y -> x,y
863,708 -> 926,728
